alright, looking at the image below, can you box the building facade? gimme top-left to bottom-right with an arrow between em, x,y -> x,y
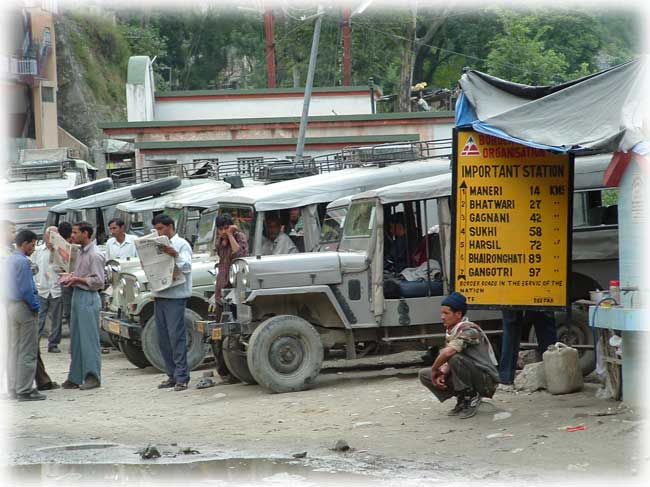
103,55 -> 454,172
3,0 -> 59,158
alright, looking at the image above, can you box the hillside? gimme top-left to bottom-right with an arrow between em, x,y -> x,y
55,11 -> 129,147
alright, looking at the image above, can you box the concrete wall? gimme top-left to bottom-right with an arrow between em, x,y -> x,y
153,94 -> 372,121
27,6 -> 58,149
33,80 -> 58,148
104,116 -> 454,148
126,56 -> 155,122
58,125 -> 89,161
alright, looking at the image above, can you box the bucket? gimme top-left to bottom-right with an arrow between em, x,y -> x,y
589,290 -> 610,303
543,342 -> 584,395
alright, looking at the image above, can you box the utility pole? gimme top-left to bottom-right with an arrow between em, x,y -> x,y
342,7 -> 351,86
264,7 -> 276,88
295,5 -> 324,161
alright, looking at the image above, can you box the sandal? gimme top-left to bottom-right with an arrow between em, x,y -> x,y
195,377 -> 215,389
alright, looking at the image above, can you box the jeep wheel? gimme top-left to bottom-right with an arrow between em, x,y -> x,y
528,306 -> 595,375
141,309 -> 208,372
247,315 -> 323,393
67,177 -> 113,199
119,341 -> 151,369
130,176 -> 181,200
108,334 -> 121,350
223,336 -> 256,384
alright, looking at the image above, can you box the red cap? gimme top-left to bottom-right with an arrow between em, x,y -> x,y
609,280 -> 620,286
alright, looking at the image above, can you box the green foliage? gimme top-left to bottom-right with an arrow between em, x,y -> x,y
64,5 -> 640,112
595,13 -> 640,67
602,188 -> 619,206
66,12 -> 130,107
484,9 -> 638,85
485,13 -> 569,85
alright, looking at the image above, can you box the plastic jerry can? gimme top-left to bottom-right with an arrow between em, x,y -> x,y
543,342 -> 584,395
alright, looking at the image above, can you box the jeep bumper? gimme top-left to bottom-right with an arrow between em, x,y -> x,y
195,320 -> 248,343
100,311 -> 143,341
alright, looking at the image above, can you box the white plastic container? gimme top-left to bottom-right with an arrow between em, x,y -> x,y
543,342 -> 584,395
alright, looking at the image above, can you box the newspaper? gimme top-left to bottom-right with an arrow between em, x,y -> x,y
50,231 -> 80,273
134,232 -> 185,292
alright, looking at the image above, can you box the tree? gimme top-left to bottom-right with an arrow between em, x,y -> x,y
485,13 -> 568,85
396,3 -> 453,111
119,22 -> 170,90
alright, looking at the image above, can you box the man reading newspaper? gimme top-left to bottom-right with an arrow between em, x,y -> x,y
136,215 -> 192,391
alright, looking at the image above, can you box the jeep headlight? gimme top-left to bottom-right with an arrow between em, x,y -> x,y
106,262 -> 120,283
132,280 -> 141,298
241,261 -> 249,287
229,261 -> 240,286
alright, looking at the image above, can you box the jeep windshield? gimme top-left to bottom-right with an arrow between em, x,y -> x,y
319,206 -> 347,251
344,201 -> 375,238
165,207 -> 184,233
217,206 -> 255,237
195,209 -> 218,252
123,211 -> 145,236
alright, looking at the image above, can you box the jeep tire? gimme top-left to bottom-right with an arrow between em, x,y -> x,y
130,176 -> 181,200
247,315 -> 323,393
141,309 -> 207,373
222,336 -> 256,384
67,177 -> 113,199
528,306 -> 595,376
119,340 -> 151,369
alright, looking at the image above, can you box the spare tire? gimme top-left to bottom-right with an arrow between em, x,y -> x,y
130,176 -> 182,200
141,309 -> 208,372
66,177 -> 114,199
119,340 -> 151,369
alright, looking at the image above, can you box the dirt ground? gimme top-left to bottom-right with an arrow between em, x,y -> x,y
3,338 -> 649,485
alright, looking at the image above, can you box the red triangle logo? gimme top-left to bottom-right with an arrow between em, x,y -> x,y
461,136 -> 481,156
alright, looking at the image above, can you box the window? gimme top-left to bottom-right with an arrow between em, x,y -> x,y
196,210 -> 218,247
128,212 -> 145,236
218,206 -> 255,238
573,188 -> 619,228
343,202 -> 375,238
41,86 -> 54,103
320,207 -> 347,247
165,208 -> 184,233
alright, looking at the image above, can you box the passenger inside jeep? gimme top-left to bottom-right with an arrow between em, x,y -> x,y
261,212 -> 301,254
383,202 -> 443,299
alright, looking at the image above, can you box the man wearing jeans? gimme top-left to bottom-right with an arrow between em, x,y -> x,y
151,214 -> 193,391
33,227 -> 63,353
6,229 -> 46,401
499,310 -> 557,385
57,222 -> 73,337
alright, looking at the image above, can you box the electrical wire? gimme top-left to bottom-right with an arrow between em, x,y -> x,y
353,21 -> 555,76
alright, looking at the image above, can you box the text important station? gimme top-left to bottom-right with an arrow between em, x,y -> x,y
452,130 -> 572,309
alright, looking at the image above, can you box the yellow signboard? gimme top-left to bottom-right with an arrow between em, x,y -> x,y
452,129 -> 573,309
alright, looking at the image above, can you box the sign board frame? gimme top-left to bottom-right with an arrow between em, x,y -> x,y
450,127 -> 574,311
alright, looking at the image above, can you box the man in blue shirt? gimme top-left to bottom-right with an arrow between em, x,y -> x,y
150,214 -> 193,391
6,229 -> 46,401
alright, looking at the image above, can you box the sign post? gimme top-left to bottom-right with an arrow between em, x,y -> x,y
451,128 -> 574,310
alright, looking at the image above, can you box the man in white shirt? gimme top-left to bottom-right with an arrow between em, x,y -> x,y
261,214 -> 298,255
105,218 -> 138,260
33,226 -> 63,353
150,214 -> 193,392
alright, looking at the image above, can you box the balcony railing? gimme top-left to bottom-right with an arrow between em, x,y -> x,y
7,56 -> 38,76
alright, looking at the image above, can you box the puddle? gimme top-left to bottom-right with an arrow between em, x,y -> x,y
36,443 -> 118,452
10,457 -> 361,485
